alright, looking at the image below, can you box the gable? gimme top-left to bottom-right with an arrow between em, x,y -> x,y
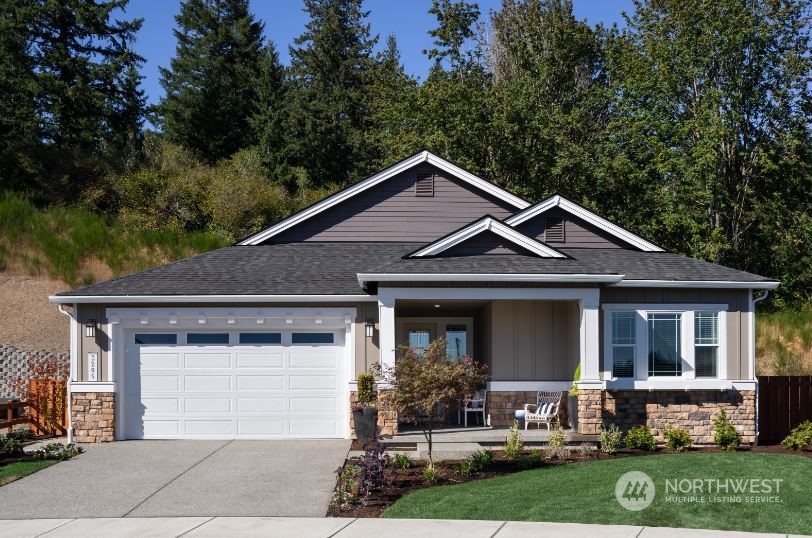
266,164 -> 522,243
515,209 -> 630,249
438,230 -> 536,256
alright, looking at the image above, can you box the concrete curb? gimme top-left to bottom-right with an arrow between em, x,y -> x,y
0,517 -> 804,538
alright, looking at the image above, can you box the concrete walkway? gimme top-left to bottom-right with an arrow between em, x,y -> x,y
0,440 -> 350,518
0,518 -> 804,538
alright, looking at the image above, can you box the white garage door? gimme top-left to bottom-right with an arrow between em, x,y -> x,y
123,330 -> 347,439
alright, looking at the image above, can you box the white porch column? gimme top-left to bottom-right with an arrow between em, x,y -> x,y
378,293 -> 396,372
579,293 -> 601,382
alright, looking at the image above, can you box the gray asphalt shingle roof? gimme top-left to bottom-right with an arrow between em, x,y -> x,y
56,243 -> 774,298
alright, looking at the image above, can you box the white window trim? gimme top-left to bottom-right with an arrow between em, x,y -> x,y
602,304 -> 728,384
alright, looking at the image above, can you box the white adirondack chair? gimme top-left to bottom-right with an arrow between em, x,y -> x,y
523,391 -> 563,430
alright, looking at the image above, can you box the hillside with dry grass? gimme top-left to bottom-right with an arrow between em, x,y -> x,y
756,311 -> 812,375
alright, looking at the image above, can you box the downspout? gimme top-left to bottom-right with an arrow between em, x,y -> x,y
751,290 -> 770,446
57,304 -> 74,444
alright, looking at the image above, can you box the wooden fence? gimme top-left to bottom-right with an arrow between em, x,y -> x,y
758,376 -> 812,444
0,379 -> 68,436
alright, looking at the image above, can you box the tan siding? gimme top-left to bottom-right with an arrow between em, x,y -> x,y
76,304 -> 108,382
516,209 -> 628,249
489,300 -> 579,381
600,287 -> 751,380
269,165 -> 519,243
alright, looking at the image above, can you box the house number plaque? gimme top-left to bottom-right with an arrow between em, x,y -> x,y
88,352 -> 98,382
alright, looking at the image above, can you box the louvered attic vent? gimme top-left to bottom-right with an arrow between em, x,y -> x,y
415,173 -> 434,197
544,216 -> 565,242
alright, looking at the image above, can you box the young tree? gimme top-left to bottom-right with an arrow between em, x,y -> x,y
374,339 -> 487,468
286,0 -> 378,188
159,0 -> 264,163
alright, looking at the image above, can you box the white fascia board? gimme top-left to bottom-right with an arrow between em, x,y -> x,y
605,379 -> 757,391
614,280 -> 780,289
69,382 -> 116,393
50,294 -> 377,304
506,194 -> 664,252
410,217 -> 566,258
239,151 -> 530,245
358,273 -> 623,285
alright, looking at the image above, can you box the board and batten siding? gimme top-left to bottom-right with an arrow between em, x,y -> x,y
71,302 -> 379,383
599,288 -> 752,380
268,165 -> 519,243
515,209 -> 629,248
488,300 -> 580,381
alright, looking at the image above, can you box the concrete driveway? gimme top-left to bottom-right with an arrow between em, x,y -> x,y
0,440 -> 350,518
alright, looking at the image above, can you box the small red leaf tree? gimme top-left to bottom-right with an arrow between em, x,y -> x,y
374,338 -> 487,468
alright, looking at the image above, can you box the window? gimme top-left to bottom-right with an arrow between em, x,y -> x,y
414,173 -> 434,197
239,332 -> 282,345
445,324 -> 467,360
611,312 -> 635,377
134,333 -> 177,345
648,313 -> 682,376
292,332 -> 334,344
187,333 -> 229,345
408,329 -> 431,356
694,312 -> 718,377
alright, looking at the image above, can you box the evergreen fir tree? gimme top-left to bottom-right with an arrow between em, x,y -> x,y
249,42 -> 291,186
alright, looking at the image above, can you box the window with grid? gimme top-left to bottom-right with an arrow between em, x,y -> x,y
694,312 -> 718,377
611,311 -> 636,377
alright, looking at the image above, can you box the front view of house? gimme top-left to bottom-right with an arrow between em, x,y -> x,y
50,151 -> 778,444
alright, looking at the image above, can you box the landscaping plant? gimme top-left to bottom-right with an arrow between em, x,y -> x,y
357,429 -> 391,494
392,452 -> 412,469
356,372 -> 375,407
546,426 -> 569,459
467,449 -> 493,472
373,338 -> 487,469
34,443 -> 83,461
579,442 -> 595,458
600,424 -> 623,454
504,419 -> 524,460
625,425 -> 658,450
713,409 -> 742,451
781,421 -> 812,450
662,425 -> 693,452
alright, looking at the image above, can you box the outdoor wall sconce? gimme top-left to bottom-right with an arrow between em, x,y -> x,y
365,319 -> 374,338
85,319 -> 96,338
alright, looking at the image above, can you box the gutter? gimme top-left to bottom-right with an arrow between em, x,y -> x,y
49,294 -> 378,305
356,273 -> 625,287
752,289 -> 771,446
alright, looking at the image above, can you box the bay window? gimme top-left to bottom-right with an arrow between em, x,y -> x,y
604,304 -> 726,381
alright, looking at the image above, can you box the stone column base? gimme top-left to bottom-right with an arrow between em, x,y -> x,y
349,390 -> 398,438
71,392 -> 115,442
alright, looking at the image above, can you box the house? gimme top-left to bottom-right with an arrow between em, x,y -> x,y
50,151 -> 778,444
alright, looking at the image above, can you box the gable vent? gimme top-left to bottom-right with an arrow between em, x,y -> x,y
544,216 -> 565,242
415,173 -> 434,197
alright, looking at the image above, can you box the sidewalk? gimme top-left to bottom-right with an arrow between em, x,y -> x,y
0,517 -> 803,538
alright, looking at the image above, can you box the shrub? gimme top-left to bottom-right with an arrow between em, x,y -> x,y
459,459 -> 473,476
0,434 -> 22,456
662,425 -> 693,451
392,452 -> 412,469
600,424 -> 623,454
504,420 -> 524,460
714,409 -> 742,451
546,426 -> 569,459
625,425 -> 658,451
519,448 -> 548,469
34,443 -> 83,461
356,372 -> 375,406
423,463 -> 440,483
781,421 -> 812,450
579,442 -> 595,458
357,429 -> 391,494
467,449 -> 493,472
6,428 -> 34,442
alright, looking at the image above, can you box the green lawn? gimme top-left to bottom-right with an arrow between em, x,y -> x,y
0,460 -> 56,486
383,453 -> 812,534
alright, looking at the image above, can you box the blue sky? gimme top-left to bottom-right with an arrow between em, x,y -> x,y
123,0 -> 635,106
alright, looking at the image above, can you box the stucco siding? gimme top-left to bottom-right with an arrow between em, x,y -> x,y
599,287 -> 752,380
489,300 -> 579,381
268,165 -> 519,243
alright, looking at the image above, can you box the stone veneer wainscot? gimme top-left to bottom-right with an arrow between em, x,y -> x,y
71,392 -> 115,443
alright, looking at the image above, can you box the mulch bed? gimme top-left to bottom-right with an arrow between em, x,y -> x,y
327,444 -> 811,518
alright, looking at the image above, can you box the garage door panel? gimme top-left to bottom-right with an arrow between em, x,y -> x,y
185,420 -> 232,436
289,397 -> 336,413
125,327 -> 346,440
236,352 -> 283,369
184,397 -> 232,414
184,375 -> 231,392
290,420 -> 338,437
238,397 -> 284,413
289,375 -> 336,391
289,351 -> 339,369
238,419 -> 285,436
184,352 -> 231,369
141,397 -> 179,413
140,352 -> 180,370
142,375 -> 180,392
